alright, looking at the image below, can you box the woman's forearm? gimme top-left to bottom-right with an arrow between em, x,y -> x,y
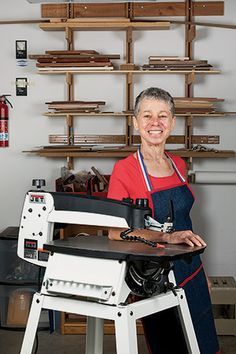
108,227 -> 168,242
108,228 -> 206,247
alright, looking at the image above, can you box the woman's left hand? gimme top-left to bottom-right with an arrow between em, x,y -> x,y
164,230 -> 207,247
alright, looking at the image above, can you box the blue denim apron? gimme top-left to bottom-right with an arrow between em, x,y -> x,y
137,149 -> 219,354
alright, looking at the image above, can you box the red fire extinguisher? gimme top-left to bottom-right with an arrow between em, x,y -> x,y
0,95 -> 13,147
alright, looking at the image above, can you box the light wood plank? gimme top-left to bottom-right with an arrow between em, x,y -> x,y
39,21 -> 170,31
37,69 -> 220,74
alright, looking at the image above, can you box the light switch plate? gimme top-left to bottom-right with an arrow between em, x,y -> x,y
16,78 -> 28,96
16,40 -> 27,59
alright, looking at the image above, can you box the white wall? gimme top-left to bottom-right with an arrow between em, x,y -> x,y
0,0 -> 235,277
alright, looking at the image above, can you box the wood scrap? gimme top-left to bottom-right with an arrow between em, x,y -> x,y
38,66 -> 114,72
36,62 -> 113,68
30,54 -> 120,60
142,57 -> 213,71
149,56 -> 189,61
46,50 -> 99,55
37,57 -> 113,63
173,97 -> 224,114
45,51 -> 120,59
48,134 -> 219,145
30,50 -> 120,71
149,59 -> 208,65
46,100 -> 106,113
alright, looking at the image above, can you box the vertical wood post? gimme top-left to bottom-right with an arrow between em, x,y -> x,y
184,0 -> 195,170
125,27 -> 134,147
65,30 -> 74,169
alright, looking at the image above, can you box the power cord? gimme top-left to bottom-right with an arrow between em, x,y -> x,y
120,228 -> 165,248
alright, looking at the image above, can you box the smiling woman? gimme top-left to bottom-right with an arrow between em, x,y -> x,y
107,87 -> 219,354
133,98 -> 175,150
133,89 -> 176,177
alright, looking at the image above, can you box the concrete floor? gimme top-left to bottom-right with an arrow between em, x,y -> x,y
0,330 -> 235,354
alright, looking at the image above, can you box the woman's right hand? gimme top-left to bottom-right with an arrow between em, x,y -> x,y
164,230 -> 206,247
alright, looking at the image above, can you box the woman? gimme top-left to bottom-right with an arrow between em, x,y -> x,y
108,87 -> 219,354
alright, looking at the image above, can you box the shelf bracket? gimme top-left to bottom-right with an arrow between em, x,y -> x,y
66,115 -> 74,146
185,72 -> 195,97
126,27 -> 133,64
66,72 -> 74,101
187,25 -> 196,43
186,72 -> 195,86
185,115 -> 193,150
65,27 -> 74,51
125,71 -> 133,147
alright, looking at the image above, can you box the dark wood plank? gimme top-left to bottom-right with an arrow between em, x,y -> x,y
73,4 -> 127,18
48,134 -> 219,145
133,2 -> 185,17
133,2 -> 224,17
41,2 -> 224,19
41,4 -> 69,18
193,1 -> 224,16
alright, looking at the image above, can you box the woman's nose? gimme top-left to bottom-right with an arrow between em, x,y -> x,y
150,115 -> 160,124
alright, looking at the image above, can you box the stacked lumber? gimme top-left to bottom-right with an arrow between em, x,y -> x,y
48,134 -> 219,146
28,145 -> 235,159
29,50 -> 120,71
46,100 -> 106,113
173,97 -> 224,114
142,56 -> 213,71
36,145 -> 137,152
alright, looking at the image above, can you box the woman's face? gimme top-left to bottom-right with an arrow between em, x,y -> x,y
133,98 -> 175,147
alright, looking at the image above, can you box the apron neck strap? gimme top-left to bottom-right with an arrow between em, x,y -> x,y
137,148 -> 152,192
165,152 -> 186,183
137,148 -> 186,192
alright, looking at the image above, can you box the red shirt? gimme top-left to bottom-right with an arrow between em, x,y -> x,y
108,152 -> 187,214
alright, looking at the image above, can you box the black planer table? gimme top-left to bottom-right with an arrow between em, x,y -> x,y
20,235 -> 204,354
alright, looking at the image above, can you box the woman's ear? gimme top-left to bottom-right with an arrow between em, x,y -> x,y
133,116 -> 139,131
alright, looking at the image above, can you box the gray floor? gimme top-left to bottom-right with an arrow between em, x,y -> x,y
0,329 -> 235,354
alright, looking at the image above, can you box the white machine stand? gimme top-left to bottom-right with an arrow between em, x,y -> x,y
17,191 -> 203,354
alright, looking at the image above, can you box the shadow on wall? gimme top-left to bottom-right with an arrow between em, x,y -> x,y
190,183 -> 236,275
190,184 -> 209,241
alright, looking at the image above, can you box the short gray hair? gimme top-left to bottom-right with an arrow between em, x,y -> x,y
134,87 -> 175,117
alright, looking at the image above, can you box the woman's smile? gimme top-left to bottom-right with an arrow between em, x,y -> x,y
147,128 -> 163,135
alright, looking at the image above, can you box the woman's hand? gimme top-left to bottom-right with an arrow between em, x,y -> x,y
164,230 -> 206,247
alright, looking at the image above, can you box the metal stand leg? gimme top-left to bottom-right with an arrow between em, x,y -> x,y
115,307 -> 138,354
86,317 -> 104,354
176,290 -> 200,354
20,293 -> 43,354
